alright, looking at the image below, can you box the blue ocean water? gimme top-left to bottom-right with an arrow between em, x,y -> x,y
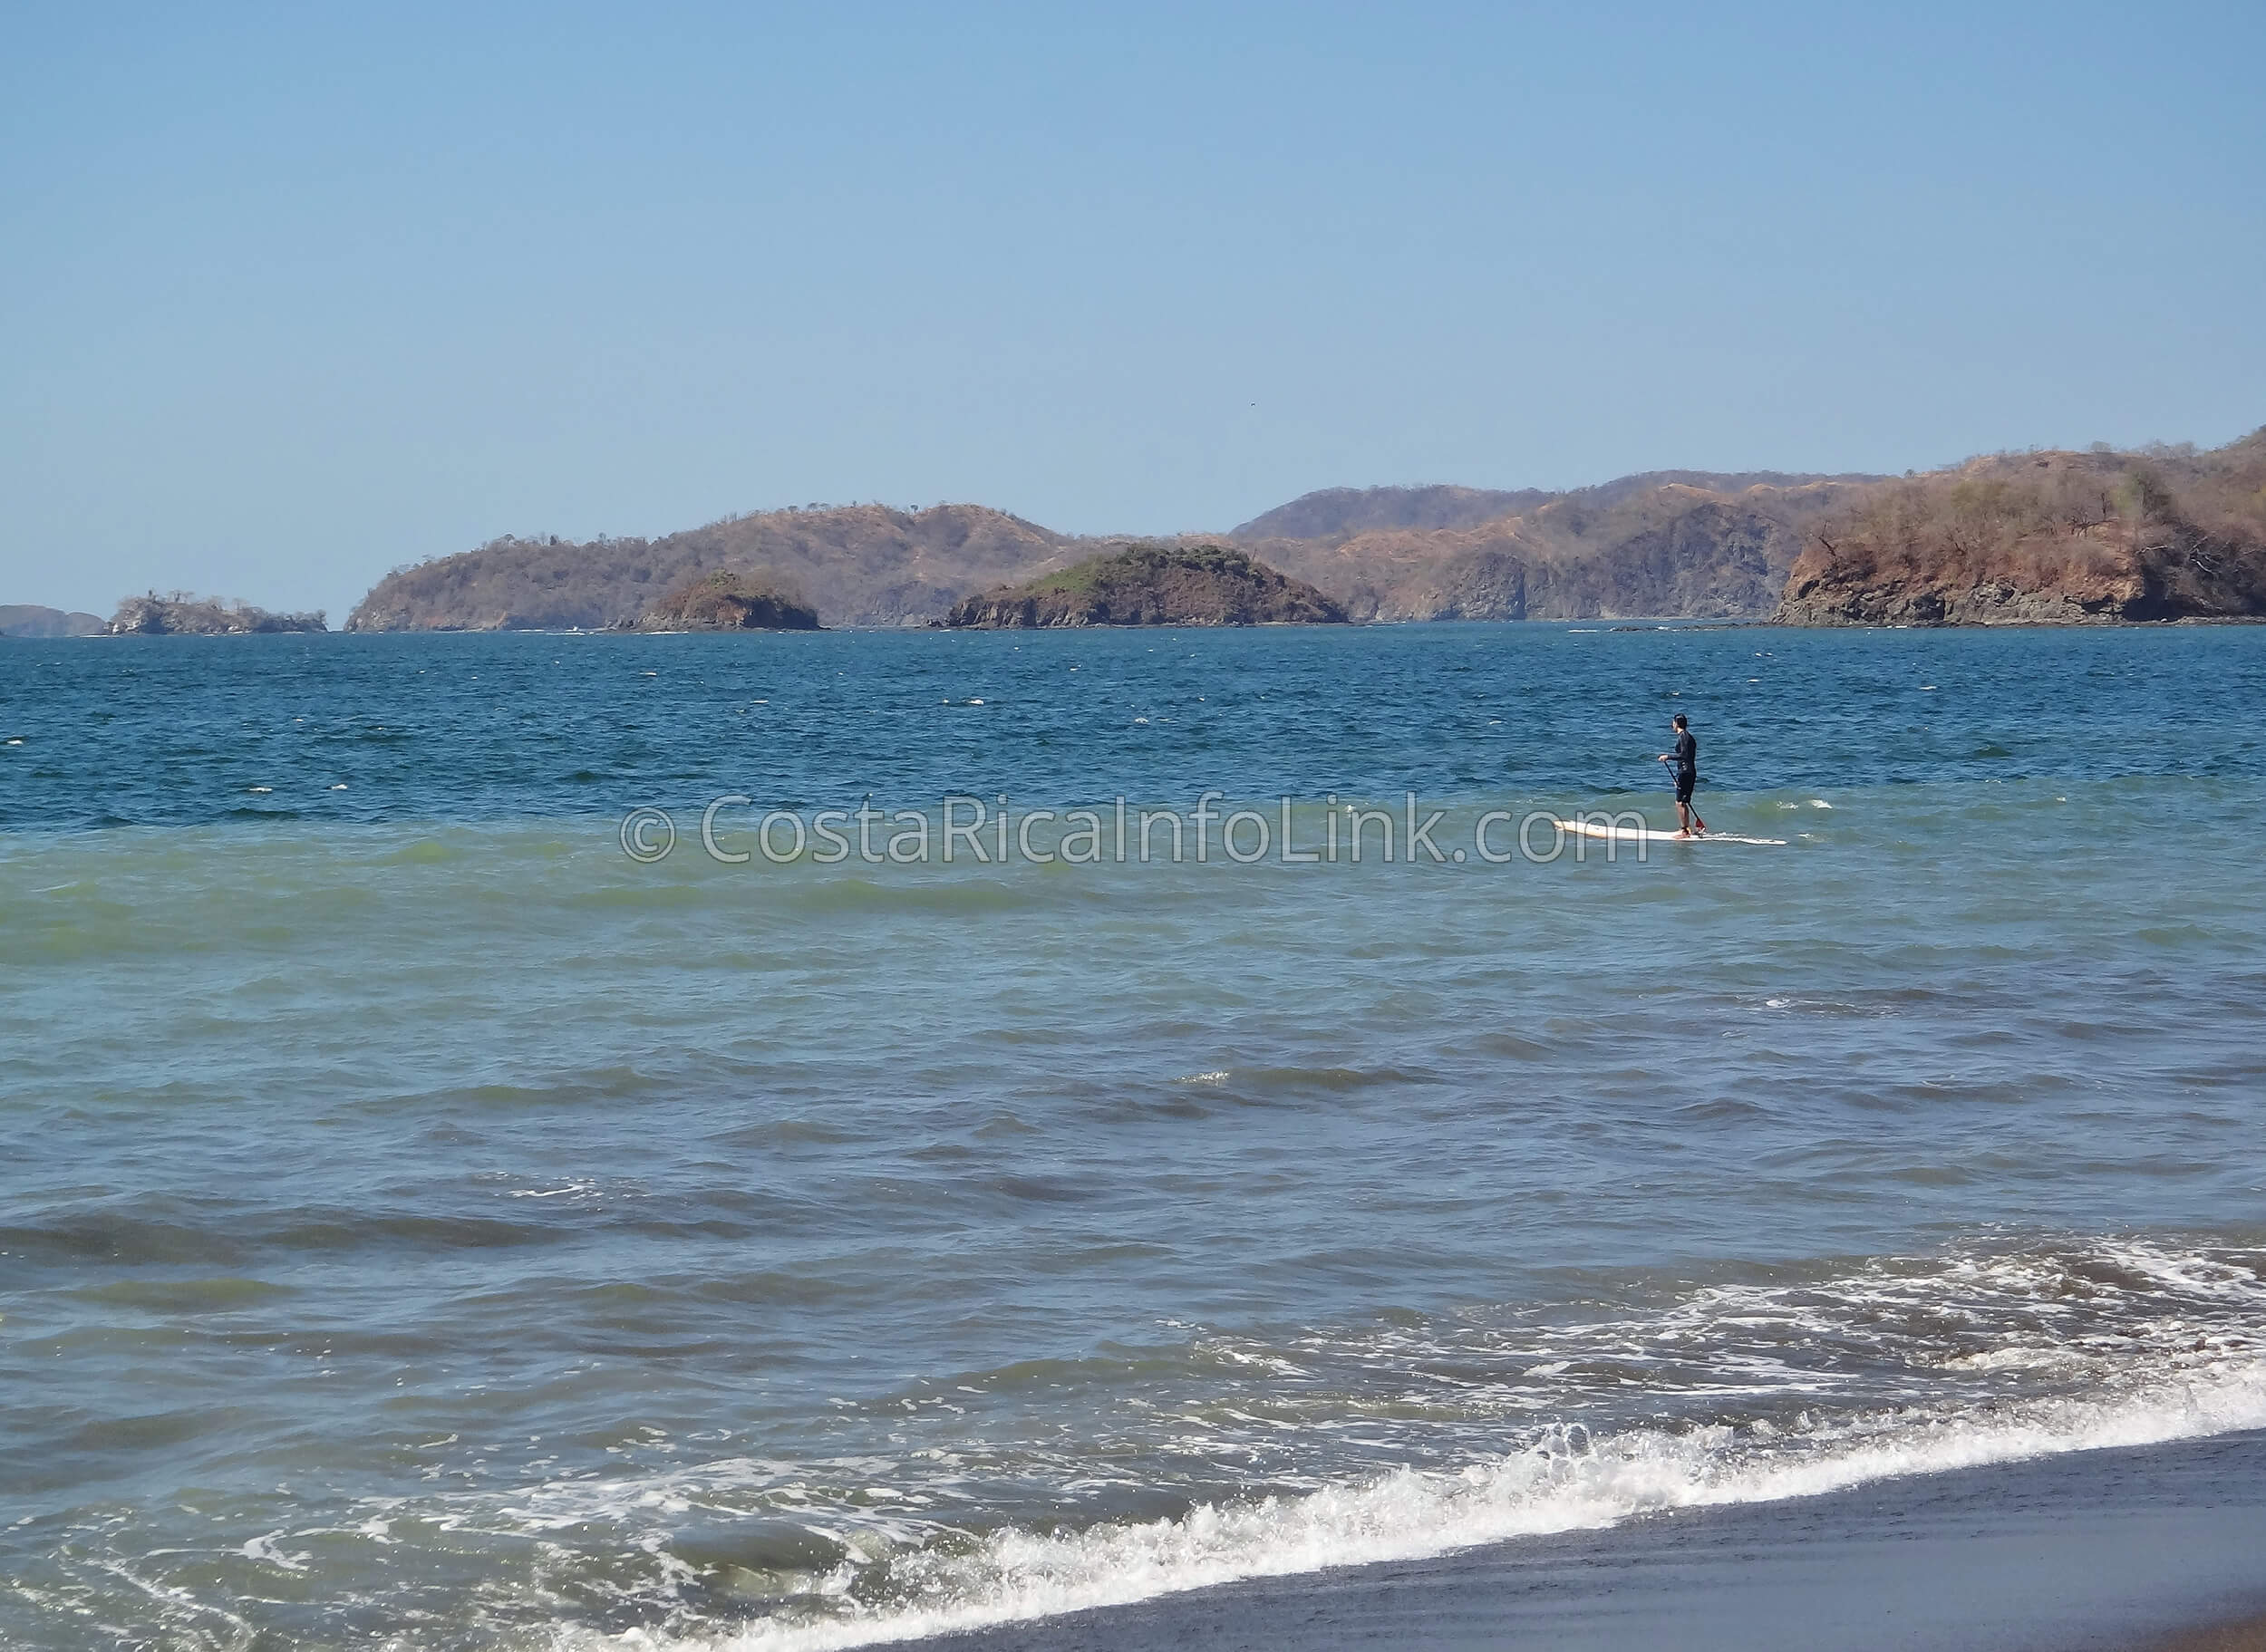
3,623 -> 2265,1649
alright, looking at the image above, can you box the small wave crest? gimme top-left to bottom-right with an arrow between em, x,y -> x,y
555,1239 -> 2266,1651
569,1357 -> 2266,1651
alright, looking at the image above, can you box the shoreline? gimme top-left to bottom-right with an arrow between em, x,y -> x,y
917,1428 -> 2266,1652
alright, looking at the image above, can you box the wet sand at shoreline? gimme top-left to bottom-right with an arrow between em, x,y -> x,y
934,1430 -> 2266,1652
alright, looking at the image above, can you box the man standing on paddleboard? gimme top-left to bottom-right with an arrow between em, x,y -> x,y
1659,713 -> 1707,838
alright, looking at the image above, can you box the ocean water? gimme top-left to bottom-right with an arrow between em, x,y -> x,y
4,622 -> 2264,1649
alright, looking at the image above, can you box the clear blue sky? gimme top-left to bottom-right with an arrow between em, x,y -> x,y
5,2 -> 2261,620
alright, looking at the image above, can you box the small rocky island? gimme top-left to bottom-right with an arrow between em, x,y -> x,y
108,594 -> 327,634
634,570 -> 819,631
944,543 -> 1348,628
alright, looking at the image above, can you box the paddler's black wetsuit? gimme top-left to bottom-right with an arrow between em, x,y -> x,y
1672,729 -> 1698,804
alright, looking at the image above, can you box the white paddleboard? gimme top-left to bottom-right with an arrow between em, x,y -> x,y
1554,819 -> 1787,846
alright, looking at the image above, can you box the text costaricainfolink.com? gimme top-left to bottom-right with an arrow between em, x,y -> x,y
617,795 -> 1658,866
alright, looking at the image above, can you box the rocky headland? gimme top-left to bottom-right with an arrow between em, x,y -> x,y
107,595 -> 328,635
1775,432 -> 2266,625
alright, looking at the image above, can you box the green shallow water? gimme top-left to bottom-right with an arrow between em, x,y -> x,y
4,625 -> 2265,1647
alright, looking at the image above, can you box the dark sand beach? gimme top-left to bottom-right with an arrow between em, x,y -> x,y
934,1430 -> 2266,1652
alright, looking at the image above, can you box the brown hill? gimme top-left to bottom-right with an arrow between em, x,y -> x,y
1775,432 -> 2266,625
344,478 -> 1877,632
945,544 -> 1347,628
346,504 -> 1074,632
1241,478 -> 1868,621
337,439 -> 2263,632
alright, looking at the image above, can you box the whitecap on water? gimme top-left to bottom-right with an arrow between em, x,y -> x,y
523,1241 -> 2266,1652
508,1180 -> 598,1200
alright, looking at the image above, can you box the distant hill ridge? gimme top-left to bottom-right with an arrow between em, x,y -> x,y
348,503 -> 1074,633
1229,485 -> 1557,542
0,604 -> 105,638
1228,471 -> 1882,545
342,439 -> 2265,631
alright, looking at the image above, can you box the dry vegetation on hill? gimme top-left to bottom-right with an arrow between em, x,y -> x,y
1777,431 -> 2266,624
347,505 -> 1070,632
335,435 -> 2265,631
1239,477 -> 1868,621
346,475 -> 1881,631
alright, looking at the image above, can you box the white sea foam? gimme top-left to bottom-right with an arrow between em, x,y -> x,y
577,1356 -> 2266,1652
568,1241 -> 2266,1652
239,1530 -> 310,1571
